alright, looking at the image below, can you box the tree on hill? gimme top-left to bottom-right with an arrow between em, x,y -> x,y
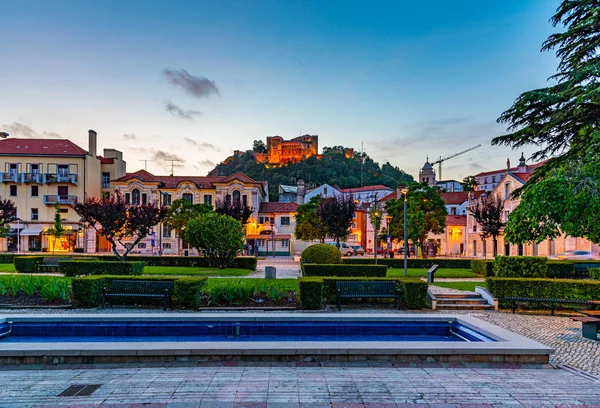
253,140 -> 266,153
462,176 -> 477,192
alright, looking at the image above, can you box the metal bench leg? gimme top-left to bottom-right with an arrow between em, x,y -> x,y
581,322 -> 599,340
337,294 -> 342,311
163,295 -> 167,311
101,295 -> 105,310
551,302 -> 555,316
512,300 -> 516,313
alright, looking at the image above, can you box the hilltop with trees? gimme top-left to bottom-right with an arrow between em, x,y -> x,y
211,143 -> 414,200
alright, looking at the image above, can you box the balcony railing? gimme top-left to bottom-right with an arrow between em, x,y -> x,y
102,182 -> 110,188
44,173 -> 78,185
23,172 -> 43,183
0,172 -> 19,183
43,195 -> 77,205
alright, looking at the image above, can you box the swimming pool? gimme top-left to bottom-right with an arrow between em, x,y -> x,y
0,314 -> 553,364
0,320 -> 494,343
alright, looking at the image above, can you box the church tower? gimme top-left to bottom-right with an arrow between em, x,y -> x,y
419,159 -> 436,186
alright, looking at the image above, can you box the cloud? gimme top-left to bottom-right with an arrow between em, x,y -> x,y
1,122 -> 63,139
198,159 -> 216,167
184,138 -> 217,151
165,102 -> 201,120
123,133 -> 136,141
163,68 -> 219,98
133,147 -> 186,165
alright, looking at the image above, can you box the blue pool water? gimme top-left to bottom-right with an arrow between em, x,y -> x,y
0,320 -> 495,342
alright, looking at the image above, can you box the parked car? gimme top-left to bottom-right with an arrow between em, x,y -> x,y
350,245 -> 365,256
551,250 -> 600,260
326,242 -> 354,256
397,245 -> 416,256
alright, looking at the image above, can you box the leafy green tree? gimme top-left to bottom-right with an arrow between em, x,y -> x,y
503,162 -> 600,244
317,194 -> 357,248
462,176 -> 477,192
493,0 -> 600,189
186,212 -> 245,268
48,203 -> 66,253
468,193 -> 505,256
368,200 -> 383,254
0,199 -> 17,238
252,140 -> 267,153
386,182 -> 447,257
294,196 -> 328,242
163,199 -> 212,242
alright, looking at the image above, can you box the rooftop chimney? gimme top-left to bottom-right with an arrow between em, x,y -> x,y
296,180 -> 306,205
88,130 -> 97,157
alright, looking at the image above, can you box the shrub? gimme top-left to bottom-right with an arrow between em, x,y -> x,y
71,275 -> 207,309
589,268 -> 600,280
205,279 -> 294,306
342,257 -> 471,269
486,277 -> 600,308
302,264 -> 387,277
470,260 -> 494,277
0,275 -> 70,302
0,254 -> 15,264
14,256 -> 44,273
186,213 -> 245,268
298,278 -> 323,310
301,244 -> 342,265
59,261 -> 145,277
493,256 -> 548,278
74,248 -> 85,253
547,261 -> 577,279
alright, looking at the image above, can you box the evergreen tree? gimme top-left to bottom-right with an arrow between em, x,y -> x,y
48,203 -> 65,253
317,194 -> 357,247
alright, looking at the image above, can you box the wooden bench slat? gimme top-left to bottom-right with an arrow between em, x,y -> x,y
336,281 -> 401,311
572,317 -> 600,323
102,280 -> 174,311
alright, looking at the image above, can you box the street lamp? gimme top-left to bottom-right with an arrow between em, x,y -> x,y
385,215 -> 392,259
401,188 -> 409,276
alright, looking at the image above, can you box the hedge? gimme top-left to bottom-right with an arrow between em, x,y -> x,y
590,268 -> 600,280
59,261 -> 145,277
342,258 -> 471,269
486,277 -> 600,308
0,254 -> 16,264
71,275 -> 207,309
298,277 -> 427,310
298,278 -> 323,310
470,260 -> 494,277
88,255 -> 258,270
302,264 -> 387,277
301,244 -> 342,265
493,256 -> 548,278
14,256 -> 44,273
547,261 -> 577,279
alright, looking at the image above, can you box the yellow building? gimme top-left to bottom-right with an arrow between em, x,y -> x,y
0,130 -> 126,253
111,170 -> 269,255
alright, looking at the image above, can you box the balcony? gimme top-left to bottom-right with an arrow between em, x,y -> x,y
23,172 -> 43,183
0,172 -> 20,183
44,173 -> 78,185
43,195 -> 77,205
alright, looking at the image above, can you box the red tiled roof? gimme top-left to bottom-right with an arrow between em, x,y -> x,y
511,172 -> 533,183
446,215 -> 467,226
246,234 -> 292,240
442,191 -> 485,204
339,185 -> 392,194
98,156 -> 114,164
0,138 -> 87,156
115,169 -> 266,190
259,202 -> 299,213
474,161 -> 546,178
381,190 -> 399,202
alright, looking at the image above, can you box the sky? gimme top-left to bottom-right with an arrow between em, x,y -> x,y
0,0 -> 561,182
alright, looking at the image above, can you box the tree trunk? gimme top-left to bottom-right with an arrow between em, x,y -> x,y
419,237 -> 425,258
111,243 -> 125,261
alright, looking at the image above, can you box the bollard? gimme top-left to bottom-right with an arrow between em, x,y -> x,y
426,264 -> 440,284
265,266 -> 276,279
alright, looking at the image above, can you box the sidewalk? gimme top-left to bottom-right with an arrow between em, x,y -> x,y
250,259 -> 301,279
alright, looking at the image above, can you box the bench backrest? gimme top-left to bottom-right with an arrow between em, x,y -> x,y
42,257 -> 72,265
111,280 -> 174,295
336,281 -> 398,296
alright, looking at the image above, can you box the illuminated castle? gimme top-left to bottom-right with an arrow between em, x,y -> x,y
255,135 -> 319,166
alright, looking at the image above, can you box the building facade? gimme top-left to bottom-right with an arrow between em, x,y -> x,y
0,130 -> 125,253
246,202 -> 298,256
473,153 -> 544,192
254,135 -> 318,166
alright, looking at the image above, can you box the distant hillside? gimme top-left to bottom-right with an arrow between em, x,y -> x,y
210,146 -> 414,201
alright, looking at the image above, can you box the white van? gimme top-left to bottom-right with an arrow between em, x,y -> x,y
327,242 -> 354,256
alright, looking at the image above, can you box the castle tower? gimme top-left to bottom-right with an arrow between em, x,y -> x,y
419,159 -> 436,185
516,152 -> 527,173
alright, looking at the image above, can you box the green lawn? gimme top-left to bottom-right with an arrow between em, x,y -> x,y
206,278 -> 299,292
143,266 -> 252,277
387,268 -> 479,278
431,281 -> 485,292
0,264 -> 16,273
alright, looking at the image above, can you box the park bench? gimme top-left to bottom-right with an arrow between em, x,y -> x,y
336,281 -> 401,311
102,280 -> 174,311
505,296 -> 598,316
571,316 -> 600,340
39,257 -> 72,272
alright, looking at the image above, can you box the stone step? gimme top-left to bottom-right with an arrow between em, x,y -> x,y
434,293 -> 481,299
436,298 -> 488,305
436,304 -> 494,310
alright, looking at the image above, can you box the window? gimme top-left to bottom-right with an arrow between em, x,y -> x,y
484,177 -> 488,184
280,216 -> 290,226
9,185 -> 17,196
31,208 -> 38,221
451,207 -> 456,215
182,193 -> 193,203
163,226 -> 171,238
257,239 -> 265,247
259,216 -> 274,225
281,240 -> 289,248
242,194 -> 248,207
324,187 -> 328,195
163,243 -> 172,249
504,183 -> 510,200
162,193 -> 171,206
132,188 -> 141,205
57,164 -> 69,176
31,185 -> 38,197
102,172 -> 110,188
8,163 -> 18,174
138,243 -> 147,249
125,193 -> 130,204
473,240 -> 477,257
204,195 -> 212,206
233,190 -> 241,206
142,193 -> 147,205
57,186 -> 68,196
352,223 -> 357,229
30,164 -> 39,174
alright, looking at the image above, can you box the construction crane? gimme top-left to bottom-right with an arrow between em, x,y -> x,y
432,144 -> 481,181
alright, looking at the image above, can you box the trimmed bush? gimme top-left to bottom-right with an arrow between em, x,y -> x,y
302,264 -> 387,277
0,254 -> 16,264
493,256 -> 548,278
470,260 -> 494,277
298,278 -> 323,310
342,257 -> 471,269
547,261 -> 577,279
486,277 -> 600,308
301,244 -> 342,265
76,255 -> 257,270
14,256 -> 44,273
589,268 -> 600,280
402,279 -> 429,309
71,275 -> 207,309
59,261 -> 144,277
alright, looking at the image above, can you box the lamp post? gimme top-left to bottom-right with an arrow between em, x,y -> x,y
401,188 -> 409,276
386,215 -> 392,258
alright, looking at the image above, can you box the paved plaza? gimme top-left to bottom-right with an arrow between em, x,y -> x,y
1,363 -> 600,407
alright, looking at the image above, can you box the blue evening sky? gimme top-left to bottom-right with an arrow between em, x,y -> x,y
1,0 -> 560,181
